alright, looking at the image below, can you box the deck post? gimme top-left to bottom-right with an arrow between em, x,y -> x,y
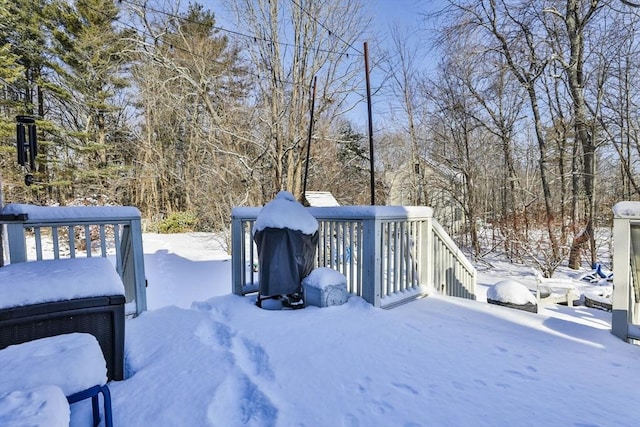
423,217 -> 433,290
361,215 -> 382,307
5,222 -> 28,263
231,211 -> 245,296
129,218 -> 147,314
612,215 -> 630,340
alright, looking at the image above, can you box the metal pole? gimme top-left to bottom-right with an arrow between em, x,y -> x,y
302,76 -> 317,202
364,42 -> 375,205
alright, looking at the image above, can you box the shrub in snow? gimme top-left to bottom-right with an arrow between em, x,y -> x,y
157,211 -> 199,234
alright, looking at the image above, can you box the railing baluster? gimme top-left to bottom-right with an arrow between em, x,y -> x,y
52,227 -> 60,259
394,222 -> 400,294
253,221 -> 258,283
381,223 -> 386,297
84,225 -> 91,257
332,222 -> 338,270
34,227 -> 43,261
400,221 -> 406,292
398,222 -> 402,291
408,221 -> 415,288
68,226 -> 76,258
248,220 -> 256,287
384,223 -> 391,297
403,222 -> 409,290
114,225 -> 122,276
322,221 -> 328,266
340,222 -> 346,287
99,225 -> 107,257
387,222 -> 391,295
336,221 -> 340,270
413,221 -> 420,287
350,223 -> 355,294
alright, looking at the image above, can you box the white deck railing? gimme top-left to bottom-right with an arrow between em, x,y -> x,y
612,202 -> 640,343
1,204 -> 147,316
231,206 -> 476,309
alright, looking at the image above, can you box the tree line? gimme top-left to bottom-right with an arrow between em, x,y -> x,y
1,0 -> 640,274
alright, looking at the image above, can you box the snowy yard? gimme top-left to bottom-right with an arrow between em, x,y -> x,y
3,231 -> 640,426
96,233 -> 640,426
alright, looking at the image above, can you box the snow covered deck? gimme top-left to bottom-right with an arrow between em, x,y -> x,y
231,205 -> 476,308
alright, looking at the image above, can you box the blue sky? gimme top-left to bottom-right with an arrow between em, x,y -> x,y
197,0 -> 445,127
373,0 -> 428,29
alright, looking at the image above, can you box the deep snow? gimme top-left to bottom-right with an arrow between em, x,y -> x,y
109,234 -> 640,426
2,231 -> 639,426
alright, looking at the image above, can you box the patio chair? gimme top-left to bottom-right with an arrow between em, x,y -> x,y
533,268 -> 580,307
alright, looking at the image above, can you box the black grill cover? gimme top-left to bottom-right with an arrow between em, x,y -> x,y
253,227 -> 318,297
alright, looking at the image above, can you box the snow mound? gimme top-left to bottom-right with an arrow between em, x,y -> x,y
0,385 -> 70,427
303,267 -> 346,289
487,279 -> 537,305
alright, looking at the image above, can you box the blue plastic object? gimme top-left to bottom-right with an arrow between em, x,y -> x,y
67,384 -> 113,427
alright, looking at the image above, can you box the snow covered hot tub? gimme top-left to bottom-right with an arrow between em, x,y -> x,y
0,257 -> 125,381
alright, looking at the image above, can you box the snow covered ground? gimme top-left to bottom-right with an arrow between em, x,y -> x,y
95,233 -> 640,426
3,231 -> 640,426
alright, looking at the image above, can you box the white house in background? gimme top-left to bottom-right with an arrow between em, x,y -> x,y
386,157 -> 464,233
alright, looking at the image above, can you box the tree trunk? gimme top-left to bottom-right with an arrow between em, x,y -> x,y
568,219 -> 591,269
565,0 -> 601,269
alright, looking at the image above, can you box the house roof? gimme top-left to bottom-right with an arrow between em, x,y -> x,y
303,191 -> 340,207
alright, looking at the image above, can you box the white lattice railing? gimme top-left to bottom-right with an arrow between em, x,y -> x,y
231,206 -> 476,309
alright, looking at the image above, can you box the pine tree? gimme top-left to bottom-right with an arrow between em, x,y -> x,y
44,0 -> 134,200
0,0 -> 50,203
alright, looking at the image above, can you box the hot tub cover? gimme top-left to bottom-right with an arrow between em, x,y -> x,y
0,257 -> 125,310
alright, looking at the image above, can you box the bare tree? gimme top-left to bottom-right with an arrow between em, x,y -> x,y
124,1 -> 254,232
381,24 -> 430,205
454,52 -> 528,259
426,56 -> 487,256
228,0 -> 369,201
433,0 -> 563,268
594,9 -> 640,200
542,0 -> 606,268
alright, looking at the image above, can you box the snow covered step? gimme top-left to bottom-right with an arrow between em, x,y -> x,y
303,268 -> 349,308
